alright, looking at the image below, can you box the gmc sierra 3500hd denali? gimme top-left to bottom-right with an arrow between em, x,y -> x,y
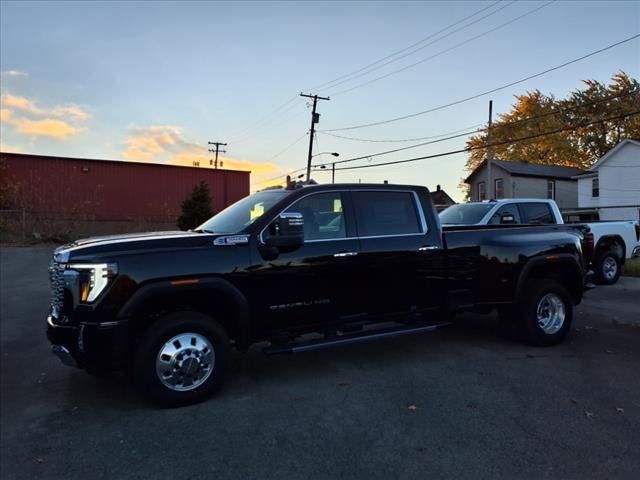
47,184 -> 590,406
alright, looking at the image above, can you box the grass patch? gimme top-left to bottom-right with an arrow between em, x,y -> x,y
623,257 -> 640,277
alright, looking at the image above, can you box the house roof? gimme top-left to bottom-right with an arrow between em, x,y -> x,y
587,139 -> 640,172
465,159 -> 585,183
430,187 -> 455,206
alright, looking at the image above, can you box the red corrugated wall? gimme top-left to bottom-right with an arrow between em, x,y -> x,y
1,153 -> 250,221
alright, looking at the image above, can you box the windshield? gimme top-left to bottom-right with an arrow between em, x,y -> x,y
197,190 -> 290,234
439,203 -> 494,225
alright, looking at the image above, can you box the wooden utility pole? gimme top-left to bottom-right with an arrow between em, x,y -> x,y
300,93 -> 330,182
208,141 -> 227,169
486,100 -> 493,199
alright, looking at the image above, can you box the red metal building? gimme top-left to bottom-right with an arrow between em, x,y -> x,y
1,152 -> 250,231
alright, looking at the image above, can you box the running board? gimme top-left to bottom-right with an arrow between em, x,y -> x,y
263,322 -> 451,355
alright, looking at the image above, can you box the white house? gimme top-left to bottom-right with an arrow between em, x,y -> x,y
574,139 -> 640,221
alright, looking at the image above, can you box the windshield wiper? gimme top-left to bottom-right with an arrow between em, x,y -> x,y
191,228 -> 214,234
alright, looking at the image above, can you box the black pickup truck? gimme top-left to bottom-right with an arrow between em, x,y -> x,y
47,184 -> 589,406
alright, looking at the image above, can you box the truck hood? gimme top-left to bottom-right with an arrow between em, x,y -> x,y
54,230 -> 222,262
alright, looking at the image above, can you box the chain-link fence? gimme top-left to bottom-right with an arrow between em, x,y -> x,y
0,210 -> 178,243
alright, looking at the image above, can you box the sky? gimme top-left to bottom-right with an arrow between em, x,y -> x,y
1,0 -> 639,200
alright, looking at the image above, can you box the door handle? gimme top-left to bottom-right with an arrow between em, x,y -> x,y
334,251 -> 358,257
418,246 -> 440,251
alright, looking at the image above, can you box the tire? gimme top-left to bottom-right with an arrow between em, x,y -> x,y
594,250 -> 621,285
515,280 -> 573,347
133,311 -> 230,407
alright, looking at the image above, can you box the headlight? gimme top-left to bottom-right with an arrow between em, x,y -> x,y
67,263 -> 118,302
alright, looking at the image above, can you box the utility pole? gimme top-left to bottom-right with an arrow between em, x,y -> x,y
207,141 -> 227,169
300,92 -> 330,182
486,100 -> 493,200
331,163 -> 335,184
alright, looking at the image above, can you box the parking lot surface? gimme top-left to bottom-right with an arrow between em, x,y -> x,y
1,246 -> 639,479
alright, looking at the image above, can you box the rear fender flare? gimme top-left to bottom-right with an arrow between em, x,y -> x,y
516,254 -> 584,304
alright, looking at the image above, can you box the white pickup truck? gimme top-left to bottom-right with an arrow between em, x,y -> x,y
439,198 -> 640,285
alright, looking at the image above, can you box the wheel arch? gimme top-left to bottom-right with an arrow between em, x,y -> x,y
595,234 -> 626,264
118,278 -> 251,351
516,255 -> 584,305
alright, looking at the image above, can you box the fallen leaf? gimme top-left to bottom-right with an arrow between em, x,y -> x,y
34,458 -> 44,464
408,405 -> 417,411
605,349 -> 614,354
584,411 -> 594,418
570,399 -> 578,405
617,407 -> 625,414
337,383 -> 351,387
415,447 -> 428,453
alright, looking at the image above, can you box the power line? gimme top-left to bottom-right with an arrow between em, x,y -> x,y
318,123 -> 485,143
324,33 -> 640,132
231,101 -> 306,144
265,132 -> 308,162
329,0 -> 554,97
307,1 -> 504,92
227,2 -> 506,146
318,91 -> 640,165
320,1 -> 517,94
319,111 -> 640,171
226,96 -> 300,141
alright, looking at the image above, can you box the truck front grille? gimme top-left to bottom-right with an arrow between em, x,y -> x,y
48,260 -> 67,322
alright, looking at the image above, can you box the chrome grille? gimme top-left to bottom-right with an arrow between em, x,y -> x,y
48,260 -> 66,319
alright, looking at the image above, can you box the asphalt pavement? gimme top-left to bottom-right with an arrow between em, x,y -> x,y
1,246 -> 639,480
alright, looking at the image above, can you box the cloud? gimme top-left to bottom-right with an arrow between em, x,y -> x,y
0,93 -> 89,141
0,108 -> 13,123
13,118 -> 78,138
0,94 -> 90,121
1,70 -> 28,78
122,125 -> 281,185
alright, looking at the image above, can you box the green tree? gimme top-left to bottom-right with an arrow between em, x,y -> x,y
461,72 -> 640,198
177,181 -> 214,231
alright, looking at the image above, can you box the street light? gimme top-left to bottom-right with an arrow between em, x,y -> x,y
314,152 -> 340,184
311,152 -> 340,158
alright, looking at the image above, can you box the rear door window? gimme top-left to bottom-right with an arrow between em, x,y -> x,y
352,191 -> 422,237
489,204 -> 522,224
519,203 -> 554,224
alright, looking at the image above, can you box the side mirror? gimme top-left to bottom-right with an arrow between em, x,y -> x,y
265,212 -> 304,249
500,214 -> 516,224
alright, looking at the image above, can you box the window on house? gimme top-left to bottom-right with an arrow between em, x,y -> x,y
547,180 -> 555,199
494,178 -> 504,199
592,178 -> 599,198
478,182 -> 486,201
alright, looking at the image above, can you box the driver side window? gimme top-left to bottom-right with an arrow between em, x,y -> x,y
284,192 -> 346,241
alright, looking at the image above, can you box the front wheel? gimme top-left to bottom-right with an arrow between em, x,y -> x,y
133,312 -> 230,407
595,251 -> 621,285
516,280 -> 573,347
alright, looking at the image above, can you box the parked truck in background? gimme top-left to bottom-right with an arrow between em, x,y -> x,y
48,184 -> 589,407
439,198 -> 640,285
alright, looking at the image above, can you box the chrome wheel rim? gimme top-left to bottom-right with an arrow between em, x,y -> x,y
536,293 -> 565,335
155,333 -> 215,391
602,257 -> 617,280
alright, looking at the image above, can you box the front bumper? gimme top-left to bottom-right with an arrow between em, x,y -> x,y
46,314 -> 128,370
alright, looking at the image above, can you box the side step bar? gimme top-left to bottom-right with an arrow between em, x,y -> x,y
263,322 -> 451,355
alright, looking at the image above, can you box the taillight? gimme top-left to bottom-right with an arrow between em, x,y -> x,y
584,232 -> 595,261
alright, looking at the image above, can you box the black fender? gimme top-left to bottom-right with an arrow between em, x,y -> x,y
516,254 -> 584,305
117,277 -> 251,350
